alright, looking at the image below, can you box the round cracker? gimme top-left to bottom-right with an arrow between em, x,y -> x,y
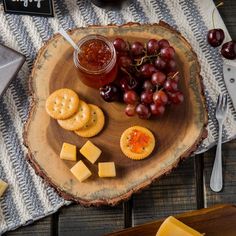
120,126 -> 155,160
57,100 -> 90,131
74,104 -> 105,138
46,88 -> 79,120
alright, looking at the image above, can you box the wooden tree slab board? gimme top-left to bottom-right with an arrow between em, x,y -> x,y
24,22 -> 207,206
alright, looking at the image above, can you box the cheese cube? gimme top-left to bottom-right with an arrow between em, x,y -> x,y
60,142 -> 76,161
80,140 -> 101,164
70,160 -> 92,182
0,179 -> 8,197
156,216 -> 203,236
98,162 -> 116,177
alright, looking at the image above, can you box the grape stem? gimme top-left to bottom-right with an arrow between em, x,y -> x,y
120,67 -> 133,79
134,54 -> 160,66
170,71 -> 179,80
212,2 -> 224,29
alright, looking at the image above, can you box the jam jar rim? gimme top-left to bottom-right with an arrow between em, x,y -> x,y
73,34 -> 117,75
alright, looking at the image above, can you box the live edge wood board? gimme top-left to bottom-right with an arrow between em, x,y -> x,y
24,22 -> 208,206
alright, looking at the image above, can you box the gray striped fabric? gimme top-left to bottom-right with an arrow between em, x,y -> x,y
0,0 -> 235,233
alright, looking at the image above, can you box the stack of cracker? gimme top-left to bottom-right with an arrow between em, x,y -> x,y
45,88 -> 105,137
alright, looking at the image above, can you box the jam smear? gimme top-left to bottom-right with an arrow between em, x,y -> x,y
128,129 -> 150,153
78,39 -> 112,71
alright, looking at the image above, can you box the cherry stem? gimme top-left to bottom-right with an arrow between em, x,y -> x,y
212,2 -> 224,29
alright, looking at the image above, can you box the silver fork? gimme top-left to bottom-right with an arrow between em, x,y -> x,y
210,93 -> 228,192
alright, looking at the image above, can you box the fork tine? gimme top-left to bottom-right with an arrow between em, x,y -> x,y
217,94 -> 221,109
223,94 -> 228,111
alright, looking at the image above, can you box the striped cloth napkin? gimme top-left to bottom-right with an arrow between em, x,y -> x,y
0,0 -> 235,234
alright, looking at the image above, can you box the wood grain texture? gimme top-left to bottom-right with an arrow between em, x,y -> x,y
218,0 -> 236,39
24,22 -> 207,206
58,204 -> 124,236
106,204 -> 236,236
132,158 -> 197,225
203,140 -> 236,206
3,216 -> 53,236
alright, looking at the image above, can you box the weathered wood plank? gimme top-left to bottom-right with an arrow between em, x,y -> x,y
218,0 -> 236,39
132,158 -> 197,225
3,216 -> 53,236
58,204 -> 124,236
203,140 -> 236,206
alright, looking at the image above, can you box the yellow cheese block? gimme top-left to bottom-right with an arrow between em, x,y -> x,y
80,140 -> 101,164
70,160 -> 92,182
98,162 -> 116,177
60,142 -> 76,161
156,216 -> 204,236
0,179 -> 8,197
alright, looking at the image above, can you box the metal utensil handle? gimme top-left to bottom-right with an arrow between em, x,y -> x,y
210,124 -> 223,192
58,28 -> 80,52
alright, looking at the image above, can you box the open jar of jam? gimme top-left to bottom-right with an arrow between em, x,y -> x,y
73,34 -> 117,89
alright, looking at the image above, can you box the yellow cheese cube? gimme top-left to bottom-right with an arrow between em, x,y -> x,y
0,179 -> 8,197
98,162 -> 116,177
80,140 -> 101,164
70,160 -> 92,182
60,142 -> 76,161
156,216 -> 203,236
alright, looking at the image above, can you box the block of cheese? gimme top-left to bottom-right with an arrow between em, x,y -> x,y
156,216 -> 204,236
60,142 -> 76,161
80,140 -> 101,164
0,179 -> 8,197
70,160 -> 92,182
98,162 -> 116,177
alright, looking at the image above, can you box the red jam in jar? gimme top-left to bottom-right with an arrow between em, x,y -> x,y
73,35 -> 117,89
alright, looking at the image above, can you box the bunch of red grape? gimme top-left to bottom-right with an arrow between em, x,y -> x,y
99,37 -> 184,119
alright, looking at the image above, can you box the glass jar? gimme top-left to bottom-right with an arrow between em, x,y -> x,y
73,34 -> 117,89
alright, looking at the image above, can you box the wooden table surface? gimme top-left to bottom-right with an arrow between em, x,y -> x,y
4,1 -> 236,235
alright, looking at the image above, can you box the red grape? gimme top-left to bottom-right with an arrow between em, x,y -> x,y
141,91 -> 154,104
160,46 -> 175,60
123,90 -> 139,104
151,71 -> 166,86
166,59 -> 177,72
164,79 -> 178,92
118,56 -> 132,68
125,104 -> 136,116
153,90 -> 168,105
158,39 -> 170,49
168,91 -> 184,104
150,103 -> 165,116
136,103 -> 151,119
147,39 -> 159,55
154,57 -> 167,71
131,41 -> 144,57
113,38 -> 127,52
142,80 -> 155,92
140,63 -> 157,78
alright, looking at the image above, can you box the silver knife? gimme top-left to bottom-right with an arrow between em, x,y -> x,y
223,60 -> 236,110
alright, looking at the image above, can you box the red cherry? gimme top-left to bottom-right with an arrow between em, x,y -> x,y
207,29 -> 225,47
221,41 -> 236,60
